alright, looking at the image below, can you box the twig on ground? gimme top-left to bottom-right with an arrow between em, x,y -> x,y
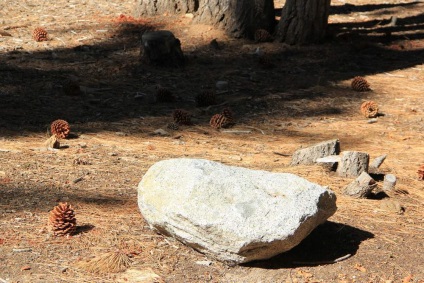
292,254 -> 352,265
221,130 -> 252,134
272,151 -> 292,157
244,126 -> 266,135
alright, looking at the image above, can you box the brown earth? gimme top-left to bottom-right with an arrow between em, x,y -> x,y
1,0 -> 424,282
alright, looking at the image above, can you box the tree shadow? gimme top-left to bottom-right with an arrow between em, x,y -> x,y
0,4 -> 423,139
244,221 -> 374,269
329,1 -> 421,15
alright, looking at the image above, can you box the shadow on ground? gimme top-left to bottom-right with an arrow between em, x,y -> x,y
245,221 -> 374,269
0,4 -> 423,137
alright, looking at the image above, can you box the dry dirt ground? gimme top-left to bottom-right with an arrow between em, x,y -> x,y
1,0 -> 424,282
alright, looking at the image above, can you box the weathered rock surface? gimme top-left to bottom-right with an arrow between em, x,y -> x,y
138,158 -> 337,264
290,139 -> 340,166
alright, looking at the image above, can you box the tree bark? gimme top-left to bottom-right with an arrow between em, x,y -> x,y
276,0 -> 331,44
134,0 -> 275,39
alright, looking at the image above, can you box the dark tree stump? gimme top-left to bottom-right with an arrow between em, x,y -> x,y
276,0 -> 331,44
134,0 -> 275,39
140,30 -> 185,67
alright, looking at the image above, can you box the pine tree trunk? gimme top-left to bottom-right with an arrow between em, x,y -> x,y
276,0 -> 331,44
134,0 -> 275,39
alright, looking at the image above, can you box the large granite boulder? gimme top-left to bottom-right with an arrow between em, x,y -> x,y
138,158 -> 337,264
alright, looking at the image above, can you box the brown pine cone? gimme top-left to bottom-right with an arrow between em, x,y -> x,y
254,29 -> 273,43
222,107 -> 233,120
210,108 -> 234,129
49,202 -> 77,236
173,109 -> 191,125
195,90 -> 217,107
156,87 -> 175,103
351,76 -> 371,92
360,101 -> 379,118
50,119 -> 70,139
32,27 -> 48,42
418,165 -> 424,180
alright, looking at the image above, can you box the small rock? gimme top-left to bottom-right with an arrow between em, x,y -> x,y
367,118 -> 378,124
195,260 -> 213,266
153,129 -> 169,136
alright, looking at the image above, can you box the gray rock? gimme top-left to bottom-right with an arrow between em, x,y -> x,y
138,158 -> 337,264
290,139 -> 340,166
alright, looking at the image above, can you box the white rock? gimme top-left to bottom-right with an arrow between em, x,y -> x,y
138,158 -> 337,264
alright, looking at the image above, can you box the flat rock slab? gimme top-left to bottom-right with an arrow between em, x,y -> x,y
138,158 -> 337,264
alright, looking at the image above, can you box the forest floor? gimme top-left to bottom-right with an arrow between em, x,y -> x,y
1,0 -> 424,282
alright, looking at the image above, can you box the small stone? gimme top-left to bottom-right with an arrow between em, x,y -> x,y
153,129 -> 169,136
195,260 -> 213,266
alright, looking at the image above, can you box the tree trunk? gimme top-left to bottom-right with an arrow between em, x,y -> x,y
276,0 -> 331,44
134,0 -> 275,39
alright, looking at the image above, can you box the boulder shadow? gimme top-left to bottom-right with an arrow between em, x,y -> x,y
244,221 -> 374,269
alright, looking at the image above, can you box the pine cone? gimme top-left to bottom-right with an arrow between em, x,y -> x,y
195,91 -> 216,107
254,29 -> 273,43
32,27 -> 48,42
50,119 -> 70,139
418,165 -> 424,180
351,76 -> 371,92
49,202 -> 77,236
167,122 -> 179,130
222,107 -> 233,120
360,101 -> 379,118
156,87 -> 175,103
210,114 -> 231,129
173,109 -> 191,125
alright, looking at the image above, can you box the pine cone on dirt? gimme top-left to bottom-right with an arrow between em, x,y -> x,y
222,107 -> 234,121
210,114 -> 231,129
173,109 -> 191,125
351,76 -> 371,92
360,101 -> 379,118
156,87 -> 175,103
418,165 -> 424,180
254,29 -> 273,43
32,27 -> 48,42
195,90 -> 217,107
48,202 -> 77,236
50,119 -> 70,139
210,108 -> 234,129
